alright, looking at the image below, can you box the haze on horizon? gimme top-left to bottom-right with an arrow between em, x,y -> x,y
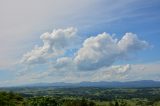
0,0 -> 160,87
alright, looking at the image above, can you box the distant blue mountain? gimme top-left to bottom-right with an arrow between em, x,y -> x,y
25,80 -> 160,88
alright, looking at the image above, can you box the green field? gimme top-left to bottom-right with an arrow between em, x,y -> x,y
0,87 -> 160,106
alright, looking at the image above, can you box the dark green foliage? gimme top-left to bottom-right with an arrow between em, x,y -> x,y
2,87 -> 160,101
109,101 -> 114,106
0,91 -> 26,106
89,101 -> 96,106
28,97 -> 59,106
115,101 -> 119,106
0,87 -> 160,106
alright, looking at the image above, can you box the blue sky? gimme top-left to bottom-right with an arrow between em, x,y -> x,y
0,0 -> 160,86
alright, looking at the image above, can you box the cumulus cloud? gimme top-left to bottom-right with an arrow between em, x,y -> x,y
54,57 -> 73,70
20,27 -> 149,73
118,33 -> 149,53
74,32 -> 120,70
74,32 -> 148,70
92,64 -> 131,81
20,27 -> 78,64
110,64 -> 131,74
2,62 -> 160,87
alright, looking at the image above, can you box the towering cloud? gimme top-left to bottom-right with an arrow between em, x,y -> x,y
20,27 -> 149,72
118,33 -> 149,53
74,32 -> 120,70
74,32 -> 148,70
20,27 -> 77,64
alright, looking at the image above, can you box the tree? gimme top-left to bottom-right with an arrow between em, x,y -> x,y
81,98 -> 88,106
109,101 -> 114,106
115,101 -> 119,106
89,101 -> 96,106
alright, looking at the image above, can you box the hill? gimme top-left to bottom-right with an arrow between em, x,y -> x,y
24,80 -> 160,88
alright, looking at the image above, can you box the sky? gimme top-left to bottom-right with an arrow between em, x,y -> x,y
0,0 -> 160,86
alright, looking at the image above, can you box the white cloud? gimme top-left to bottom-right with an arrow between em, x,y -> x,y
124,62 -> 160,81
20,27 -> 78,64
118,33 -> 149,53
74,32 -> 148,70
92,64 -> 131,82
74,33 -> 120,70
17,27 -> 150,86
1,62 -> 160,87
2,61 -> 160,87
54,57 -> 73,70
111,64 -> 131,74
20,28 -> 149,71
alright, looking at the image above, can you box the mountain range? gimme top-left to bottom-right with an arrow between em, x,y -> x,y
25,80 -> 160,88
